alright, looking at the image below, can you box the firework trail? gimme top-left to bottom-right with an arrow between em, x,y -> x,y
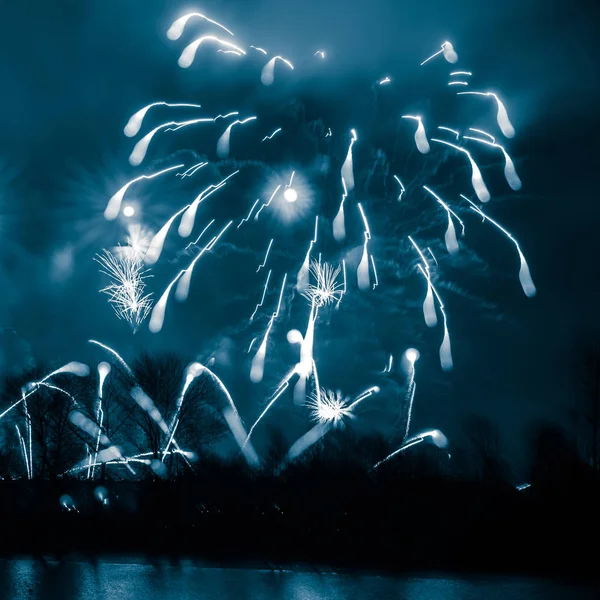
261,56 -> 294,86
356,203 -> 373,291
401,115 -> 430,154
104,164 -> 183,221
179,36 -> 246,68
420,41 -> 458,66
463,134 -> 522,191
223,407 -> 260,467
250,46 -> 268,55
148,270 -> 185,333
408,235 -> 438,326
15,425 -> 30,478
457,91 -> 515,138
341,129 -> 358,191
95,249 -> 154,331
370,255 -> 379,290
237,199 -> 260,228
217,50 -> 243,56
167,12 -> 235,40
88,340 -> 134,379
294,300 -> 318,404
462,195 -> 536,297
296,216 -> 319,291
287,422 -> 331,462
177,162 -> 208,178
438,126 -> 460,140
393,175 -> 405,201
372,429 -> 448,470
175,220 -> 233,302
431,138 -> 491,202
256,239 -> 273,272
129,113 -> 238,166
22,395 -> 32,479
124,102 -> 203,138
179,170 -> 239,238
381,354 -> 394,373
448,81 -> 468,86
250,269 -> 272,321
315,50 -> 326,59
402,348 -> 420,438
217,116 -> 257,158
423,185 -> 465,255
336,259 -> 347,309
261,128 -> 282,142
145,205 -> 190,265
250,273 -> 287,383
428,247 -> 439,266
378,76 -> 391,85
185,219 -> 215,251
450,71 -> 472,77
333,177 -> 348,242
254,185 -> 282,221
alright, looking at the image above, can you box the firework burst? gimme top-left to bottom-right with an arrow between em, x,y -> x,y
307,388 -> 352,426
95,249 -> 154,331
301,260 -> 344,308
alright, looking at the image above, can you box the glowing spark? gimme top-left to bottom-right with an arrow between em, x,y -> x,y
423,185 -> 465,254
179,36 -> 246,68
123,205 -> 135,217
179,170 -> 239,237
301,261 -> 344,307
420,41 -> 458,66
145,205 -> 189,264
457,91 -> 515,138
357,203 -> 372,291
378,76 -> 391,85
167,12 -> 234,40
402,348 -> 420,438
250,46 -> 268,55
217,116 -> 257,158
97,362 -> 111,399
196,363 -> 240,416
261,128 -> 282,142
217,50 -> 242,56
431,138 -> 490,202
450,71 -> 472,76
427,247 -> 439,265
238,199 -> 260,228
296,216 -> 319,291
408,236 -> 438,331
462,195 -> 536,297
128,113 -> 236,166
250,270 -> 271,321
401,115 -> 430,154
448,81 -> 468,86
175,220 -> 233,302
314,50 -> 326,59
257,239 -> 274,272
244,368 -> 297,446
517,483 -> 531,491
250,274 -> 287,383
95,249 -> 154,331
468,128 -> 495,142
382,354 -> 394,373
104,164 -> 183,221
393,175 -> 405,201
88,340 -> 134,378
372,430 -> 448,470
463,135 -> 522,191
308,389 -> 351,425
148,270 -> 185,333
283,188 -> 297,203
223,407 -> 260,467
254,185 -> 282,220
438,126 -> 460,140
177,162 -> 208,178
341,129 -> 358,191
325,128 -> 332,137
185,219 -> 214,251
123,102 -> 203,138
348,385 -> 380,410
370,256 -> 379,290
261,56 -> 294,86
333,177 -> 348,242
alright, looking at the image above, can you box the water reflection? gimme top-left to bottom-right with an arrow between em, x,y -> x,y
1,560 -> 597,600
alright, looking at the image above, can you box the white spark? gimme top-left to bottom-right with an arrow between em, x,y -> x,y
463,135 -> 522,191
393,175 -> 405,201
341,129 -> 358,191
124,102 -> 203,138
177,162 -> 208,179
261,56 -> 294,86
261,128 -> 282,142
448,81 -> 468,86
357,202 -> 372,291
457,91 -> 515,138
217,116 -> 257,158
185,219 -> 215,251
238,198 -> 260,228
402,115 -> 430,154
250,46 -> 268,55
217,50 -> 242,56
250,269 -> 272,321
423,185 -> 465,254
378,76 -> 391,85
179,36 -> 246,68
372,430 -> 448,470
257,239 -> 274,272
438,126 -> 460,140
314,50 -> 326,59
301,261 -> 344,308
333,177 -> 348,242
254,184 -> 281,220
145,204 -> 190,264
167,12 -> 234,40
421,41 -> 458,66
450,71 -> 472,76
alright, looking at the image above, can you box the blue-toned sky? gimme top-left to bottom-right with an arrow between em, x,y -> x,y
0,0 -> 599,466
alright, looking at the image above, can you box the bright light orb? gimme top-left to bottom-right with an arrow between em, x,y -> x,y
405,348 -> 420,364
123,205 -> 135,217
287,329 -> 303,344
283,187 -> 298,203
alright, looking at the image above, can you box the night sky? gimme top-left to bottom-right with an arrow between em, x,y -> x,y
1,0 -> 599,470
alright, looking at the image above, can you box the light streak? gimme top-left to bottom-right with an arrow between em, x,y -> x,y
325,128 -> 332,137
315,50 -> 325,59
461,195 -> 536,297
370,255 -> 379,290
402,348 -> 420,438
382,354 -> 394,373
427,247 -> 439,265
129,113 -> 238,166
393,175 -> 405,201
223,407 -> 260,467
250,274 -> 287,383
177,162 -> 208,178
402,115 -> 430,154
237,198 -> 260,228
256,239 -> 273,272
448,81 -> 468,86
250,269 -> 272,321
261,128 -> 282,142
431,137 -> 490,202
179,36 -> 246,68
356,203 -> 372,291
124,102 -> 203,138
437,126 -> 460,140
457,91 -> 515,138
247,337 -> 257,353
378,76 -> 391,85
144,205 -> 190,264
287,422 -> 331,461
97,362 -> 111,399
95,249 -> 153,330
420,41 -> 458,66
167,12 -> 234,40
423,185 -> 465,254
296,216 -> 319,291
185,219 -> 215,251
333,177 -> 347,242
408,235 -> 437,327
88,340 -> 134,378
148,270 -> 185,333
463,135 -> 522,191
450,71 -> 472,76
179,170 -> 239,237
217,50 -> 242,56
341,129 -> 357,191
261,56 -> 294,86
372,430 -> 448,470
16,425 -> 30,479
254,185 -> 281,220
104,164 -> 183,221
23,396 -> 32,479
468,127 -> 495,142
250,45 -> 268,55
294,301 -> 318,404
217,116 -> 257,158
336,259 -> 347,309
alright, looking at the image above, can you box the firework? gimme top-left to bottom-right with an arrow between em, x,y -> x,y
341,129 -> 357,191
372,429 -> 448,470
217,116 -> 257,159
95,249 -> 154,331
423,185 -> 465,255
124,102 -> 203,138
256,239 -> 274,272
301,260 -> 344,308
145,205 -> 190,264
179,36 -> 246,68
261,128 -> 282,142
333,177 -> 348,242
356,203 -> 373,291
457,91 -> 515,138
438,126 -> 460,140
250,269 -> 272,321
393,175 -> 405,201
261,56 -> 294,86
420,41 -> 458,66
167,12 -> 235,40
254,185 -> 282,221
177,162 -> 208,179
296,216 -> 319,291
402,348 -> 420,438
402,115 -> 430,154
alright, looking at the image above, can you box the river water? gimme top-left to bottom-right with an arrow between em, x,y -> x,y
0,560 -> 597,600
